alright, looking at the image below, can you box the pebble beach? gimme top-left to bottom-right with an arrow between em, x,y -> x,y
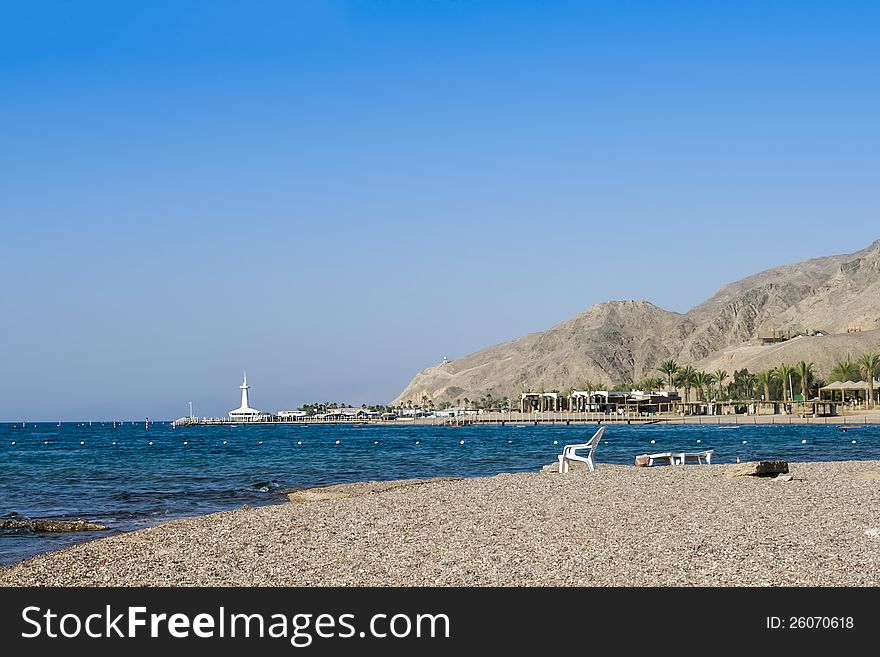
2,460 -> 879,587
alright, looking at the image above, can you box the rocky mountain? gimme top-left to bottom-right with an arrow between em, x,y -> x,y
391,240 -> 880,405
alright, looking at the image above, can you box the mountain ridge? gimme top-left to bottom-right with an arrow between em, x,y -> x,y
391,240 -> 880,405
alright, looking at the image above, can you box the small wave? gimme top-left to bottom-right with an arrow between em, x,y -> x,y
250,480 -> 281,493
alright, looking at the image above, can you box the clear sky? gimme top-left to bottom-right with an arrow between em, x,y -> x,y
1,1 -> 878,420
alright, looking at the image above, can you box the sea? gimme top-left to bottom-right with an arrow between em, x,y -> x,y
1,420 -> 878,565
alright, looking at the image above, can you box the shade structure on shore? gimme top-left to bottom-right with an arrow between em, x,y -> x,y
819,379 -> 880,403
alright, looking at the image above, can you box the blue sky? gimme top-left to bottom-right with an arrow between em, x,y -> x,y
1,1 -> 878,419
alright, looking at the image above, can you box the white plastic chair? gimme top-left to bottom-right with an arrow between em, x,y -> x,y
558,426 -> 605,473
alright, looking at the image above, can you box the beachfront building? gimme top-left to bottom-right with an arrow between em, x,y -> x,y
521,389 -> 680,414
433,407 -> 467,418
396,407 -> 432,418
276,410 -> 309,420
314,407 -> 378,421
569,390 -> 598,412
520,391 -> 562,412
587,389 -> 680,415
228,372 -> 266,421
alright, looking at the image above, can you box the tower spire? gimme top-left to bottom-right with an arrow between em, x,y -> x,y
239,372 -> 250,410
229,370 -> 262,420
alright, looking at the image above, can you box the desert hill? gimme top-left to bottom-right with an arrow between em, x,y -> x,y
392,240 -> 880,405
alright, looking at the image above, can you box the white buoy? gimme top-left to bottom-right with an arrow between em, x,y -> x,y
112,442 -> 116,446
696,439 -> 701,444
335,440 -> 341,445
852,440 -> 857,444
223,440 -> 228,445
148,441 -> 153,446
459,439 -> 465,445
11,441 -> 15,446
742,440 -> 748,444
80,441 -> 85,445
257,441 -> 263,445
552,440 -> 558,445
801,439 -> 807,444
508,440 -> 513,444
415,440 -> 420,445
650,439 -> 656,444
44,441 -> 49,445
374,441 -> 379,445
183,441 -> 188,445
297,440 -> 302,445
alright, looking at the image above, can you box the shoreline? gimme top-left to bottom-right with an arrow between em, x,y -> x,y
171,409 -> 880,427
3,458 -> 880,586
8,410 -> 880,427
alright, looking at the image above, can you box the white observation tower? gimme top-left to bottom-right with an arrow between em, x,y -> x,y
228,372 -> 263,421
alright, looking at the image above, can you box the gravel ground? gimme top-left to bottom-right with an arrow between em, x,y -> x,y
2,460 -> 879,586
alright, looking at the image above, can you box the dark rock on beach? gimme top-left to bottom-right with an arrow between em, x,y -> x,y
726,460 -> 790,477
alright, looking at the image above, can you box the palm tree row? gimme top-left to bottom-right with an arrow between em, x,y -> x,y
512,350 -> 880,412
655,361 -> 726,404
653,351 -> 879,407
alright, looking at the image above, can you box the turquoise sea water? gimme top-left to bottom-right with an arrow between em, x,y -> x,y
1,420 -> 878,565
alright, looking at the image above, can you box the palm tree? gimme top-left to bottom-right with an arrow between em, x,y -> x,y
731,369 -> 747,400
704,371 -> 717,399
674,365 -> 697,404
794,361 -> 814,401
755,370 -> 776,402
637,377 -> 659,391
830,358 -> 859,382
733,369 -> 757,400
744,372 -> 757,399
657,359 -> 679,390
714,370 -> 728,400
693,371 -> 714,402
775,363 -> 795,402
857,353 -> 880,408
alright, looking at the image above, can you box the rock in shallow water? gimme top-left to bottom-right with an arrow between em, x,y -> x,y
0,518 -> 109,532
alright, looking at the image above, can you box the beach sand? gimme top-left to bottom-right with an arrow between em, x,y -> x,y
2,460 -> 879,586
